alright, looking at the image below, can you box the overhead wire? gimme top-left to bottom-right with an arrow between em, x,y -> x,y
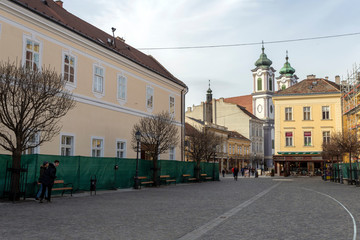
138,31 -> 360,50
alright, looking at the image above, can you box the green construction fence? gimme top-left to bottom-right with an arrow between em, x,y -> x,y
0,154 -> 219,198
333,163 -> 360,180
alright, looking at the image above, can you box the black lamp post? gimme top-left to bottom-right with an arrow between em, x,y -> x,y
212,145 -> 217,181
134,130 -> 141,189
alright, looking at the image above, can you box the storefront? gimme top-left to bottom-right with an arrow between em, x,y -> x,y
273,153 -> 326,176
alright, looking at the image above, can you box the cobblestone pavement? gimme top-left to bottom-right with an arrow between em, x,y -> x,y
0,175 -> 359,240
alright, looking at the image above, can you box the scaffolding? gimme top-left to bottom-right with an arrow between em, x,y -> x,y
341,64 -> 360,135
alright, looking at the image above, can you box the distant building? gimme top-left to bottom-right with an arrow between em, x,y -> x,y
0,0 -> 187,160
273,75 -> 342,176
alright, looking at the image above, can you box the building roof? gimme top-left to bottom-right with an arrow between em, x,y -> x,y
11,0 -> 187,88
274,77 -> 340,96
184,122 -> 198,135
228,131 -> 250,142
224,95 -> 253,114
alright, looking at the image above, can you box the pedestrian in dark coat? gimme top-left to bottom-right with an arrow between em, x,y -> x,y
39,160 -> 60,203
234,167 -> 239,181
36,161 -> 48,200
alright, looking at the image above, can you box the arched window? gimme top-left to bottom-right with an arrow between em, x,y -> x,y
269,78 -> 273,91
257,78 -> 262,91
282,85 -> 286,90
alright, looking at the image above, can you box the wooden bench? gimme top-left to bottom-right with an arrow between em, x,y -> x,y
137,176 -> 154,188
160,175 -> 176,185
182,174 -> 197,183
200,174 -> 212,181
38,180 -> 73,196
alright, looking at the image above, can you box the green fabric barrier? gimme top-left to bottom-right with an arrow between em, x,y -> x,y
0,154 -> 219,198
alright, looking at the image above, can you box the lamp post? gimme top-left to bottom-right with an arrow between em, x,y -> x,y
134,130 -> 141,189
213,145 -> 217,181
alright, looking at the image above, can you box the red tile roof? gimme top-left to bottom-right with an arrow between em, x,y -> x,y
274,78 -> 340,96
11,0 -> 186,88
224,95 -> 253,114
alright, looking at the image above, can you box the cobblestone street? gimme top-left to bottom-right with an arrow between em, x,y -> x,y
0,176 -> 358,240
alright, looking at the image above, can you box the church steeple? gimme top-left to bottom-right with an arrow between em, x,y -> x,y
254,41 -> 272,68
206,80 -> 212,103
279,51 -> 295,76
276,51 -> 298,90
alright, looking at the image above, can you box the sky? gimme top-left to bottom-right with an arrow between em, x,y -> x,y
62,0 -> 360,109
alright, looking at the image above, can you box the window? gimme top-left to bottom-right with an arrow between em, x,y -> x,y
285,107 -> 292,121
269,78 -> 273,91
63,54 -> 75,83
323,131 -> 330,144
117,75 -> 127,101
92,138 -> 104,157
282,85 -> 286,90
285,132 -> 293,146
229,145 -> 232,154
169,147 -> 175,160
93,66 -> 104,94
146,86 -> 154,109
61,135 -> 74,156
304,132 -> 312,146
25,132 -> 40,154
240,146 -> 242,155
257,78 -> 262,91
322,106 -> 330,120
25,39 -> 40,71
169,96 -> 175,116
116,140 -> 126,158
272,140 -> 274,149
303,107 -> 311,120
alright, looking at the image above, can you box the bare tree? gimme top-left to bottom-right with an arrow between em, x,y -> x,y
0,61 -> 75,200
332,131 -> 360,184
185,124 -> 222,180
131,111 -> 178,186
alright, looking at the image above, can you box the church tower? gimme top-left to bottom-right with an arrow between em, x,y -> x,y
276,51 -> 298,90
204,80 -> 213,123
251,43 -> 276,168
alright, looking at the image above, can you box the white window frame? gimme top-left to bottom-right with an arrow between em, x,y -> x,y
91,137 -> 104,157
303,106 -> 311,120
22,35 -> 42,71
116,139 -> 127,158
146,85 -> 154,111
92,64 -> 105,97
285,132 -> 293,147
169,95 -> 175,117
322,106 -> 330,120
304,132 -> 312,146
117,74 -> 127,104
62,51 -> 77,89
169,146 -> 175,160
285,107 -> 292,121
323,131 -> 330,144
25,132 -> 40,154
60,134 -> 75,156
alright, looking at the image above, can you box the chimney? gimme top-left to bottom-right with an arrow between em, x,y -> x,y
116,36 -> 125,43
307,74 -> 316,79
55,0 -> 63,7
325,76 -> 329,80
335,75 -> 340,84
187,107 -> 192,112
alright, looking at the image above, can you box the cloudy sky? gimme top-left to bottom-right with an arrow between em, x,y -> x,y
63,0 -> 360,108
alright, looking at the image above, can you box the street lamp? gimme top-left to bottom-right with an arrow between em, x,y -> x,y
134,130 -> 141,189
213,145 -> 217,181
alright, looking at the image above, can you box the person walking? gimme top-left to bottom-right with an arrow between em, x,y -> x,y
35,161 -> 49,200
234,167 -> 239,181
39,160 -> 60,203
222,169 -> 225,177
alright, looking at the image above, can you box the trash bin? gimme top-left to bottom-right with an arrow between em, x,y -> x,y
90,175 -> 97,195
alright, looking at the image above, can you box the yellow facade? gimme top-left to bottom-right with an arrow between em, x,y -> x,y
0,1 -> 187,159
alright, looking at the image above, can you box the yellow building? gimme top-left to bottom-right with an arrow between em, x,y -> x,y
0,1 -> 187,160
226,131 -> 251,170
273,75 -> 342,176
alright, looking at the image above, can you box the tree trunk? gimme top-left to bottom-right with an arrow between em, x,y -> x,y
152,156 -> 159,186
349,152 -> 353,185
10,149 -> 22,201
195,161 -> 201,181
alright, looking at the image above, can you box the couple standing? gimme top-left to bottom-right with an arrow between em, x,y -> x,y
36,160 -> 60,203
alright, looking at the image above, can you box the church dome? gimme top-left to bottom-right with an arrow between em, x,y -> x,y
279,52 -> 295,76
255,45 -> 272,68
